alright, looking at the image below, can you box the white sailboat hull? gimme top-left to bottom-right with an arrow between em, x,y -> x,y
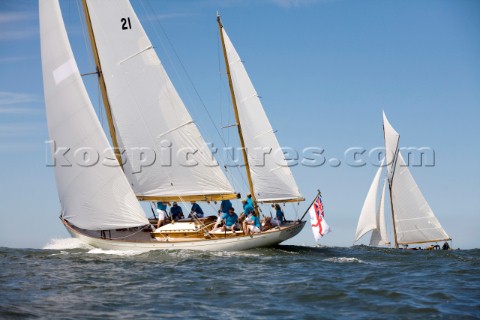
63,219 -> 306,252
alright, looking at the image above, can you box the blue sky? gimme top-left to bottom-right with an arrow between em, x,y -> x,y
0,0 -> 479,249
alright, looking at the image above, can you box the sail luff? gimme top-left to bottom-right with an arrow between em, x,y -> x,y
40,0 -> 149,230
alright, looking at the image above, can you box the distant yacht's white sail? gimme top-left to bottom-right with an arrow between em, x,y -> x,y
85,0 -> 236,201
391,153 -> 450,244
221,27 -> 303,203
39,0 -> 149,230
370,178 -> 390,246
355,162 -> 383,242
383,111 -> 399,180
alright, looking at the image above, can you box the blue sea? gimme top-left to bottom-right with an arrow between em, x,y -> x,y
0,239 -> 479,319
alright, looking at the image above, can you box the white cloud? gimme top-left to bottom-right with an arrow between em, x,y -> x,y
0,142 -> 39,153
0,55 -> 34,64
0,123 -> 44,137
270,0 -> 328,7
197,0 -> 330,8
0,12 -> 32,23
142,12 -> 195,22
0,92 -> 40,115
0,92 -> 37,105
0,107 -> 41,115
0,11 -> 37,41
0,27 -> 38,41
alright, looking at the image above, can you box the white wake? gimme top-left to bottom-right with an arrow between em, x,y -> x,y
43,238 -> 92,250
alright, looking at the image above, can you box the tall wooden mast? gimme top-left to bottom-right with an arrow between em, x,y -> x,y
81,0 -> 123,168
217,15 -> 257,210
384,125 -> 400,248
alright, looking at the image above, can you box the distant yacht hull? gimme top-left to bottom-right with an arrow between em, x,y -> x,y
62,219 -> 306,252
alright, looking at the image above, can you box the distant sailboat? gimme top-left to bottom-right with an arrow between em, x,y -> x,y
355,112 -> 451,248
40,0 -> 305,251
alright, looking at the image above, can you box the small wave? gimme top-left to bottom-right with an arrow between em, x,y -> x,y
43,238 -> 92,250
207,250 -> 262,258
324,257 -> 365,264
87,248 -> 147,256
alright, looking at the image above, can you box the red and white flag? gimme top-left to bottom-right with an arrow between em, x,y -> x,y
308,195 -> 331,241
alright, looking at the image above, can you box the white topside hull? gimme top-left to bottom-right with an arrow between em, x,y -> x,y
63,220 -> 306,252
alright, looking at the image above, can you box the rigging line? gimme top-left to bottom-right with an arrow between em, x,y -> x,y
80,71 -> 98,76
141,1 -> 213,125
217,32 -> 225,146
389,136 -> 401,185
75,0 -> 95,71
76,0 -> 106,131
141,1 -> 249,193
67,0 -> 71,37
137,2 -> 249,196
106,224 -> 152,241
97,77 -> 103,128
76,0 -> 106,134
139,0 -> 198,117
291,201 -> 300,220
137,1 -> 242,186
149,202 -> 157,219
224,166 -> 246,197
218,79 -> 249,190
216,30 -> 232,151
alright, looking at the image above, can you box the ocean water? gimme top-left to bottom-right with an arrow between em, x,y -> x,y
0,239 -> 479,319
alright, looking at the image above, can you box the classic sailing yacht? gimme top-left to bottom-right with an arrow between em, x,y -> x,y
355,112 -> 451,248
40,0 -> 305,251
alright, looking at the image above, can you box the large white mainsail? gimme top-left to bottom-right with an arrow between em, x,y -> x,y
40,0 -> 149,230
355,162 -> 383,242
220,27 -> 303,203
370,178 -> 390,246
391,152 -> 450,245
84,0 -> 236,201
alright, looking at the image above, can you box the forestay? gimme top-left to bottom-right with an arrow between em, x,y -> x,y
221,28 -> 303,203
391,153 -> 450,244
85,0 -> 236,200
40,0 -> 149,230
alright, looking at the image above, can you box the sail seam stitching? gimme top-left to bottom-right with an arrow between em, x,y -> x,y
118,45 -> 154,65
157,120 -> 194,138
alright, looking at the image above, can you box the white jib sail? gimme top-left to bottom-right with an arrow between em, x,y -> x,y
40,0 -> 149,230
370,178 -> 390,246
85,0 -> 235,199
391,152 -> 450,244
221,27 -> 302,203
383,111 -> 400,180
355,162 -> 383,242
